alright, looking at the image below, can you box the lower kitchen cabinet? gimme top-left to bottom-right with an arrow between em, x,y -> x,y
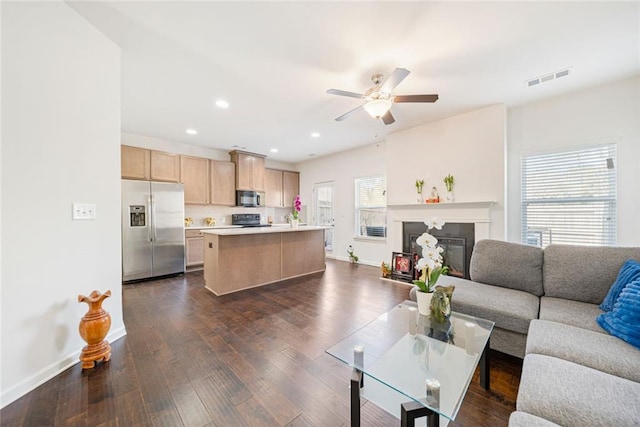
185,229 -> 205,270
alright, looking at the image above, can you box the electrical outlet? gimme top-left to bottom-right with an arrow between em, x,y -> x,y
72,203 -> 96,220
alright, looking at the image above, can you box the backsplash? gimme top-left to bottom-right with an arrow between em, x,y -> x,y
184,205 -> 307,227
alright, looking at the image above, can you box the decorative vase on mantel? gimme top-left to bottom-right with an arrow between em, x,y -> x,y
445,190 -> 454,203
78,290 -> 112,369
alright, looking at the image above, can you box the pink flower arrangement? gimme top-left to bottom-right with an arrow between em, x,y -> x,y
293,195 -> 301,220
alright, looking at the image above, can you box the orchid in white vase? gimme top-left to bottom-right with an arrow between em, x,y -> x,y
413,218 -> 449,293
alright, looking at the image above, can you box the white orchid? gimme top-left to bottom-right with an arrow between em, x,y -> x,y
416,232 -> 438,248
424,217 -> 445,230
413,218 -> 449,293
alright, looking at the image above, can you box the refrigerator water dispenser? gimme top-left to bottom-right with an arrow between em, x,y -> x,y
129,205 -> 146,227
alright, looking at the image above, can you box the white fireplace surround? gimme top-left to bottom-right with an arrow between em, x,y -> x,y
387,201 -> 495,252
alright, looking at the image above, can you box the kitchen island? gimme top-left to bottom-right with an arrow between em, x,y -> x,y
202,226 -> 327,295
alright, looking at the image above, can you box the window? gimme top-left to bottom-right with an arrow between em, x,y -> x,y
521,144 -> 616,247
355,176 -> 387,238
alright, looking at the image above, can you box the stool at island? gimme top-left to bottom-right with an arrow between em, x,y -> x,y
78,289 -> 112,369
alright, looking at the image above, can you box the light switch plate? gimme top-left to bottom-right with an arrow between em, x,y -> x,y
72,203 -> 96,220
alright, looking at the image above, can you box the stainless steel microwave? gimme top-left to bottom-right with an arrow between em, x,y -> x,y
236,190 -> 264,207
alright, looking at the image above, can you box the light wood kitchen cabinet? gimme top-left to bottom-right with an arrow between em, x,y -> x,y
264,168 -> 283,207
229,150 -> 266,191
121,145 -> 151,180
283,170 -> 300,207
180,155 -> 209,204
210,160 -> 236,206
264,168 -> 300,207
150,150 -> 180,182
185,229 -> 205,269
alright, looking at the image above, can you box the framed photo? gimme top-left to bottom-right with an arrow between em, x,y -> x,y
391,252 -> 414,282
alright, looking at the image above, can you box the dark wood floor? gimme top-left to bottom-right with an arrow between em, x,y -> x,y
0,260 -> 521,426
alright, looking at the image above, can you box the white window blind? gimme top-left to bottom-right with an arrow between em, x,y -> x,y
521,144 -> 616,247
355,176 -> 387,238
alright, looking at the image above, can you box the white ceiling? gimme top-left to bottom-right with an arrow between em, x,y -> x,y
67,1 -> 639,163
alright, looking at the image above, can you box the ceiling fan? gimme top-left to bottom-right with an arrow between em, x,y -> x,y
326,68 -> 438,125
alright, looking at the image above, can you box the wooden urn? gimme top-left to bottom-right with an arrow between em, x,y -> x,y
78,290 -> 112,369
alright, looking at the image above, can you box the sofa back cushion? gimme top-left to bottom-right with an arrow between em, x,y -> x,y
543,245 -> 640,304
470,239 -> 544,296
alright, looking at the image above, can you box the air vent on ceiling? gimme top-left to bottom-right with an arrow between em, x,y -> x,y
525,67 -> 571,88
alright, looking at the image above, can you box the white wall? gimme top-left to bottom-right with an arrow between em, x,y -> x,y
507,76 -> 640,245
296,105 -> 507,267
296,141 -> 388,264
1,1 -> 123,407
387,104 -> 507,239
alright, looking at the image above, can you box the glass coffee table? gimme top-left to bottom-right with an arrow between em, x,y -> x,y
326,300 -> 494,427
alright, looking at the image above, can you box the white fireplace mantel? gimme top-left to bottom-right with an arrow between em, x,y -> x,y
388,201 -> 495,210
387,200 -> 496,252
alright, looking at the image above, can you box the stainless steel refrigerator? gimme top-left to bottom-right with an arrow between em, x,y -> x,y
122,180 -> 185,282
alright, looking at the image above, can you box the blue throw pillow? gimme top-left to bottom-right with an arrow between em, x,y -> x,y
599,259 -> 640,311
597,278 -> 640,350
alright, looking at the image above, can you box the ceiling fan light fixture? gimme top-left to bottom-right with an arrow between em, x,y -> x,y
363,99 -> 392,119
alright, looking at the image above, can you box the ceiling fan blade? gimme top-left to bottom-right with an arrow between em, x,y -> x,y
394,94 -> 439,103
381,110 -> 395,125
335,105 -> 364,121
380,68 -> 410,93
327,89 -> 365,99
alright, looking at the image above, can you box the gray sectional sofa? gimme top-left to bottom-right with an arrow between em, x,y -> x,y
410,239 -> 640,426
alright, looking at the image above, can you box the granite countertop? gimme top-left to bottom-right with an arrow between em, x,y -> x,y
201,225 -> 328,236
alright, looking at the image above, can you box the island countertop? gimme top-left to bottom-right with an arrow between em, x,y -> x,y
201,225 -> 329,236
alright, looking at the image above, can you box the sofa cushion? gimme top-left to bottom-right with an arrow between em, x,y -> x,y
470,239 -> 544,296
543,244 -> 640,304
600,259 -> 640,311
526,319 -> 640,382
437,275 -> 539,335
517,354 -> 640,427
597,278 -> 640,350
539,297 -> 604,333
509,411 -> 561,427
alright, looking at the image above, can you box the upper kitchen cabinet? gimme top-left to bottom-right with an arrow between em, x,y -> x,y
265,168 -> 283,207
282,171 -> 300,207
210,160 -> 236,206
180,155 -> 209,204
150,150 -> 180,182
121,145 -> 151,180
229,150 -> 265,192
265,168 -> 300,207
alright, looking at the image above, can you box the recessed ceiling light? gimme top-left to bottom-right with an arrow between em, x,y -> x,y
308,153 -> 316,157
310,132 -> 320,138
186,129 -> 198,135
215,100 -> 229,109
270,148 -> 278,153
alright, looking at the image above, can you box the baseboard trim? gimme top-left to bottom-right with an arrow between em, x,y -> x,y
0,327 -> 127,409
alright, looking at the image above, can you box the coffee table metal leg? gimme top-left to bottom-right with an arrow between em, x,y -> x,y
480,337 -> 490,390
401,401 -> 438,427
351,369 -> 363,427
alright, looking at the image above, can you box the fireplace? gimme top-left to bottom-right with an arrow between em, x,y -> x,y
403,222 -> 475,279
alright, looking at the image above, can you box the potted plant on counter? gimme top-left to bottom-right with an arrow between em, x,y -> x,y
289,195 -> 301,228
413,218 -> 449,315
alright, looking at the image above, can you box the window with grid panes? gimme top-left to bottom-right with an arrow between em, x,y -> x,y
521,144 -> 616,247
355,176 -> 387,238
